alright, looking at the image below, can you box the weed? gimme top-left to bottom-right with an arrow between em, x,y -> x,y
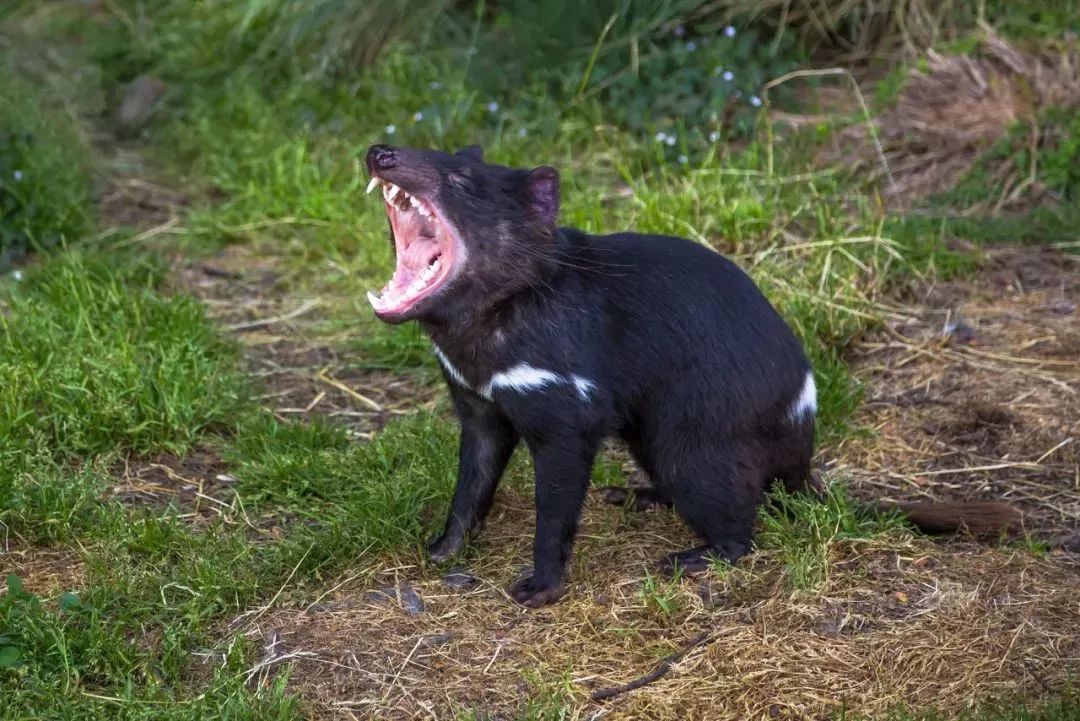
638,569 -> 686,619
757,483 -> 907,590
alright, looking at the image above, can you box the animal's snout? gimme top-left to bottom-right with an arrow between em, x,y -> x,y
367,145 -> 398,172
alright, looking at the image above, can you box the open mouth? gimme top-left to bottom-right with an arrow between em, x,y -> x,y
365,176 -> 458,319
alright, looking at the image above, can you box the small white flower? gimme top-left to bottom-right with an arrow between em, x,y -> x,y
725,25 -> 736,37
385,124 -> 396,134
666,135 -> 676,147
11,269 -> 24,281
486,101 -> 499,113
686,41 -> 697,52
13,170 -> 23,182
518,127 -> 528,137
749,95 -> 762,107
430,81 -> 442,90
708,130 -> 720,142
678,154 -> 688,164
655,131 -> 668,143
722,70 -> 734,82
413,111 -> 424,121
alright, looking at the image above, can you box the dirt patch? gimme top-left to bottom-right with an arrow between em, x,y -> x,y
178,247 -> 438,438
223,490 -> 1079,720
110,448 -> 241,524
2,545 -> 86,597
839,247 -> 1079,532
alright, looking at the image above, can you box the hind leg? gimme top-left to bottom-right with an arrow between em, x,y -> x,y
596,471 -> 672,511
659,441 -> 764,574
597,421 -> 674,511
768,418 -> 820,497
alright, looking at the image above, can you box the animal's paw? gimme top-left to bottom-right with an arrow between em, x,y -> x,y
507,575 -> 565,608
427,533 -> 464,564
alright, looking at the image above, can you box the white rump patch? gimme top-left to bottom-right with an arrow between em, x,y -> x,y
788,371 -> 817,422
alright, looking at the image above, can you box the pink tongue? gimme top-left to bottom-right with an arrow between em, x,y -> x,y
386,237 -> 440,297
403,237 -> 440,269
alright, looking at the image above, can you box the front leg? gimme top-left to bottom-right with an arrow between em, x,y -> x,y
509,433 -> 599,608
428,397 -> 518,563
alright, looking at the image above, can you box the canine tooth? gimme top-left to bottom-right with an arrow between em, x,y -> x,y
387,185 -> 400,201
366,290 -> 381,308
366,178 -> 380,194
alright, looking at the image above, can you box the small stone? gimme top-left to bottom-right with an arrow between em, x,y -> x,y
444,567 -> 479,590
420,633 -> 454,647
398,584 -> 426,615
116,75 -> 166,133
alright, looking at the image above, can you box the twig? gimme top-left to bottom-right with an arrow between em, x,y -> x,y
226,300 -> 320,332
316,369 -> 383,411
591,632 -> 711,701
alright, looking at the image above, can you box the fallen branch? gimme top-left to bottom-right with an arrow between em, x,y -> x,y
591,632 -> 711,701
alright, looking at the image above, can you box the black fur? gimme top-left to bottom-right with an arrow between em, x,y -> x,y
365,145 -> 815,607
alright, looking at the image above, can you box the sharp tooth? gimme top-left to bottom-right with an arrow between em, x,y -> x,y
366,290 -> 381,308
409,196 -> 420,208
387,185 -> 400,201
366,178 -> 380,194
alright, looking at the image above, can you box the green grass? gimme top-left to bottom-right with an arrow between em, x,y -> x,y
757,483 -> 908,590
0,250 -> 245,460
3,1 -> 1078,718
0,53 -> 91,270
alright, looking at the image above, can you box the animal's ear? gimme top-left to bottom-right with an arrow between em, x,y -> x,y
526,166 -> 560,226
455,145 -> 484,161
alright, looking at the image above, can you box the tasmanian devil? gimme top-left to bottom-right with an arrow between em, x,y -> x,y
362,144 -> 1020,608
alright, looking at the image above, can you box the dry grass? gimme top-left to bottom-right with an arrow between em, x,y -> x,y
228,495 -> 1078,719
691,0 -> 971,55
195,243 -> 1080,719
2,545 -> 87,597
839,246 -> 1080,535
841,30 -> 1080,208
176,246 -> 441,440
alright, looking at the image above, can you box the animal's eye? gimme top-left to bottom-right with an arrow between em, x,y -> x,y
447,171 -> 471,188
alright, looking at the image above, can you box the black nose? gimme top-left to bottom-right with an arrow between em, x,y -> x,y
367,145 -> 397,172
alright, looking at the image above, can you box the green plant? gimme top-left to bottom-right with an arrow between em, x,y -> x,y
0,250 -> 246,459
0,61 -> 91,270
758,484 -> 907,590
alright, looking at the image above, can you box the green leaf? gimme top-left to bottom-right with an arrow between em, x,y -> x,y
59,592 -> 82,612
5,574 -> 23,596
0,645 -> 21,668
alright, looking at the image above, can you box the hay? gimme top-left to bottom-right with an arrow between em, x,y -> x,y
840,246 -> 1080,532
842,30 -> 1080,208
231,499 -> 1078,720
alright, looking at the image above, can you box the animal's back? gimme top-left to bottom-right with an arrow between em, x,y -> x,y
570,230 -> 810,428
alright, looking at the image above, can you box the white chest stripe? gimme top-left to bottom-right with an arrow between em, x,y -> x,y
481,363 -> 561,399
788,371 -> 817,422
432,345 -> 472,390
432,346 -> 595,402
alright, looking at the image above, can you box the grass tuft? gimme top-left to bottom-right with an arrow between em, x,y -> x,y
0,250 -> 246,459
758,483 -> 908,589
